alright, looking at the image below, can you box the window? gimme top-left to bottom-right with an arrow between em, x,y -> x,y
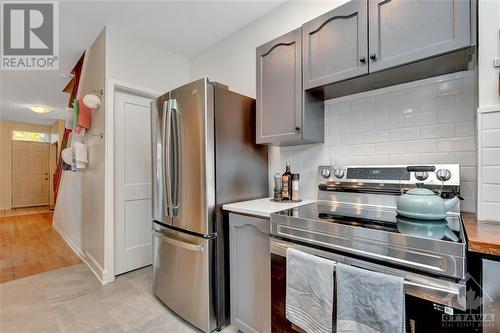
12,130 -> 50,143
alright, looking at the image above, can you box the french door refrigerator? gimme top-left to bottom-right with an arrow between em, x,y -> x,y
151,78 -> 268,332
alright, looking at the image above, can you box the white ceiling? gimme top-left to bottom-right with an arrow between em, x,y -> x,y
0,1 -> 285,125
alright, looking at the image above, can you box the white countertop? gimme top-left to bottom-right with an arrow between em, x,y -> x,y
223,197 -> 315,218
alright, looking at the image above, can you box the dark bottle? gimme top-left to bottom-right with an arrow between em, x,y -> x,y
281,163 -> 292,200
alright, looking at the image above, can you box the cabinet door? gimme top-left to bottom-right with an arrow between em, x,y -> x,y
369,0 -> 471,73
256,28 -> 302,144
303,0 -> 368,90
229,213 -> 271,333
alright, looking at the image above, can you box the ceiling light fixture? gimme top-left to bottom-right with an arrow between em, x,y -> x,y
29,105 -> 52,114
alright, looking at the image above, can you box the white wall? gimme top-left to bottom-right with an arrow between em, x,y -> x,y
53,28 -> 107,273
190,0 -> 348,98
107,25 -> 190,93
477,0 -> 500,221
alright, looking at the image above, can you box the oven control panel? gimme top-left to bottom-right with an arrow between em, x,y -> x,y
317,164 -> 460,186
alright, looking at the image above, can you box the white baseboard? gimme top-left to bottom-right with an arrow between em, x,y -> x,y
83,251 -> 106,286
53,223 -> 110,286
53,223 -> 84,259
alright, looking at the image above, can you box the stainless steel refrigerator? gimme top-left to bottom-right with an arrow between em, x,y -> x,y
151,78 -> 268,332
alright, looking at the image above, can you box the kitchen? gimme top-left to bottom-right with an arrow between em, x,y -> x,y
1,0 -> 499,333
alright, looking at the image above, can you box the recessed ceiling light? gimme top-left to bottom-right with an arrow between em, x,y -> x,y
29,105 -> 52,114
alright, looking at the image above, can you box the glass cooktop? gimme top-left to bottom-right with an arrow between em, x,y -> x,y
273,201 -> 463,243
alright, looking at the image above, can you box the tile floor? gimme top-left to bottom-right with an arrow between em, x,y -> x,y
0,263 -> 239,333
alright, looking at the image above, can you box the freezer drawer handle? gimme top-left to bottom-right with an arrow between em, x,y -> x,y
152,229 -> 204,252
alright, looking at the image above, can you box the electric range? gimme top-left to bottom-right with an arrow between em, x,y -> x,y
270,164 -> 467,310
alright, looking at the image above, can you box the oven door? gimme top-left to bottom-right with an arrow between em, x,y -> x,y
270,237 -> 470,333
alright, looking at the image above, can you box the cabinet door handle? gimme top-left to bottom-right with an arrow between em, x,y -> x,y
370,53 -> 377,61
359,56 -> 366,63
295,126 -> 300,131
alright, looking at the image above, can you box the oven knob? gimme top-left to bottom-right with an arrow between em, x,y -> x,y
320,169 -> 331,178
415,172 -> 428,181
334,169 -> 345,179
436,169 -> 452,182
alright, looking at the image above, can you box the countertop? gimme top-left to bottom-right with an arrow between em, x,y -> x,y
223,197 -> 315,218
463,213 -> 500,257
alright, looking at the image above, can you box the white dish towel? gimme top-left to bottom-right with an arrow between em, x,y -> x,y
286,248 -> 335,333
73,142 -> 88,169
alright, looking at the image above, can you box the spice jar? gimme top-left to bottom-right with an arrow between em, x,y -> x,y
291,174 -> 300,201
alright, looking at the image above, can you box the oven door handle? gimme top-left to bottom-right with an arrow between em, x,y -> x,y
270,238 -> 466,310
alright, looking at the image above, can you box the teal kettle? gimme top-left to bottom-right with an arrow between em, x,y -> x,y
397,183 -> 460,220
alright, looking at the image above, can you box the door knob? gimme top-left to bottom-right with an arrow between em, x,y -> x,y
370,54 -> 377,61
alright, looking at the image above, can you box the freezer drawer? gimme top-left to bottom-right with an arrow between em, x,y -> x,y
152,226 -> 216,332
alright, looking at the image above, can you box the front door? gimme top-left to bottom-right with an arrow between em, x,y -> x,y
11,141 -> 50,207
114,90 -> 154,275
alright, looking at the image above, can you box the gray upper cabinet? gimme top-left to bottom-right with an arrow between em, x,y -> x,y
303,0 -> 368,90
256,28 -> 302,144
368,0 -> 471,73
256,28 -> 324,146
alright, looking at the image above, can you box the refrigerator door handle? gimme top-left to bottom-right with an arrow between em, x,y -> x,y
162,100 -> 173,217
170,99 -> 181,216
152,229 -> 204,252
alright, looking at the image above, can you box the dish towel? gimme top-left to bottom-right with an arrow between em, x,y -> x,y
72,99 -> 79,130
78,99 -> 92,129
286,248 -> 335,333
336,263 -> 405,333
64,107 -> 73,129
73,142 -> 88,169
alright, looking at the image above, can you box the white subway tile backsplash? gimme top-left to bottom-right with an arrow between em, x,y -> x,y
482,166 -> 500,184
350,96 -> 375,112
481,202 -> 500,220
351,144 -> 376,156
376,117 -> 403,130
404,112 -> 436,127
482,129 -> 500,148
421,95 -> 454,112
421,123 -> 455,139
460,166 -> 477,182
362,130 -> 390,143
482,148 -> 500,166
455,151 -> 477,166
455,121 -> 476,137
482,185 -> 500,202
390,127 -> 420,141
437,107 -> 475,123
375,90 -> 402,106
436,137 -> 476,152
272,71 -> 477,207
390,101 -> 421,117
482,112 -> 500,130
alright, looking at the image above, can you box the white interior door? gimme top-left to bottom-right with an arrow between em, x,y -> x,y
114,90 -> 154,275
11,141 -> 50,207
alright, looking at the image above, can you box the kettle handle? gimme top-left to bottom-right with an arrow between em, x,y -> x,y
407,166 -> 436,172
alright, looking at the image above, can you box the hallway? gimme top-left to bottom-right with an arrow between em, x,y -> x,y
0,212 -> 81,283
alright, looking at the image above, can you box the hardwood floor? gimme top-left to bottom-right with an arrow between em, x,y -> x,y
0,205 -> 52,217
0,212 -> 81,283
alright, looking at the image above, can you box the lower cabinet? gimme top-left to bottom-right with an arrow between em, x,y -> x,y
229,213 -> 271,333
